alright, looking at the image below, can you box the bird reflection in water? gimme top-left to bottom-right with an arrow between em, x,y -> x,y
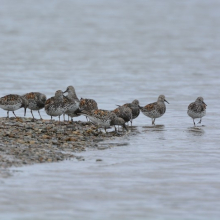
187,126 -> 205,137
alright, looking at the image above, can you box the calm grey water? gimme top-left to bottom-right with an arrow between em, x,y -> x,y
0,0 -> 220,219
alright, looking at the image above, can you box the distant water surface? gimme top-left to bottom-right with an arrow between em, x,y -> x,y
0,0 -> 220,219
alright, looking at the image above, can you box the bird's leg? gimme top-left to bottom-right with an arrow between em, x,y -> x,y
105,127 -> 108,134
152,118 -> 155,125
31,110 -> 35,121
58,115 -> 62,125
12,111 -> 17,118
152,118 -> 155,126
63,114 -> 65,121
115,126 -> 120,134
197,118 -> 202,124
7,111 -> 9,118
38,110 -> 42,120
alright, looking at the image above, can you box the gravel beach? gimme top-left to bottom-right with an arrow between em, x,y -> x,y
0,117 -> 125,168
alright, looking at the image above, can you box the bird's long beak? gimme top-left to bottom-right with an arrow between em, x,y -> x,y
165,99 -> 169,104
24,108 -> 27,116
63,89 -> 67,93
203,101 -> 207,106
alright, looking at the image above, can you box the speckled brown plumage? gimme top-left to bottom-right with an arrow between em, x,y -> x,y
45,90 -> 65,122
0,94 -> 28,118
139,95 -> 169,125
120,99 -> 140,125
22,92 -> 47,120
81,109 -> 127,132
76,98 -> 99,122
112,106 -> 132,124
187,97 -> 207,125
79,98 -> 98,112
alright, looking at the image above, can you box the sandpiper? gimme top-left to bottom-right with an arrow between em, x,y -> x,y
45,90 -> 65,122
79,98 -> 98,112
22,92 -> 47,120
0,94 -> 28,118
63,86 -> 80,121
112,106 -> 132,125
79,98 -> 98,121
187,97 -> 207,126
139,95 -> 169,125
111,114 -> 128,132
81,109 -> 127,132
118,99 -> 140,125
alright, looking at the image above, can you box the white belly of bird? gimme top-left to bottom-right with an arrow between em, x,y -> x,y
0,103 -> 22,111
88,116 -> 111,128
65,104 -> 79,115
142,110 -> 164,119
187,109 -> 206,119
46,107 -> 64,116
27,102 -> 39,110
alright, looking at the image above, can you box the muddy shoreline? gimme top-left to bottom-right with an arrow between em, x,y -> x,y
0,117 -> 125,169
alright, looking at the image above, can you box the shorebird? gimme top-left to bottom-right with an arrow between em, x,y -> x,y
117,99 -> 140,125
79,98 -> 98,121
80,109 -> 127,132
0,94 -> 28,118
187,97 -> 207,126
45,90 -> 65,122
79,98 -> 98,112
22,92 -> 47,120
139,95 -> 169,125
63,86 -> 80,121
112,105 -> 132,125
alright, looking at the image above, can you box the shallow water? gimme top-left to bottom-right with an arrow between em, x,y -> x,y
0,0 -> 220,219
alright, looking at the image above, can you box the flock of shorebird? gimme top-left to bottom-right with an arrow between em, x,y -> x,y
0,85 -> 207,132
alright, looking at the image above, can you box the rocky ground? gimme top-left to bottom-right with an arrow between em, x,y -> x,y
0,117 -> 125,168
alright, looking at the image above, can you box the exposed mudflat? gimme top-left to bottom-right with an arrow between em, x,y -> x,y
0,117 -> 125,168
